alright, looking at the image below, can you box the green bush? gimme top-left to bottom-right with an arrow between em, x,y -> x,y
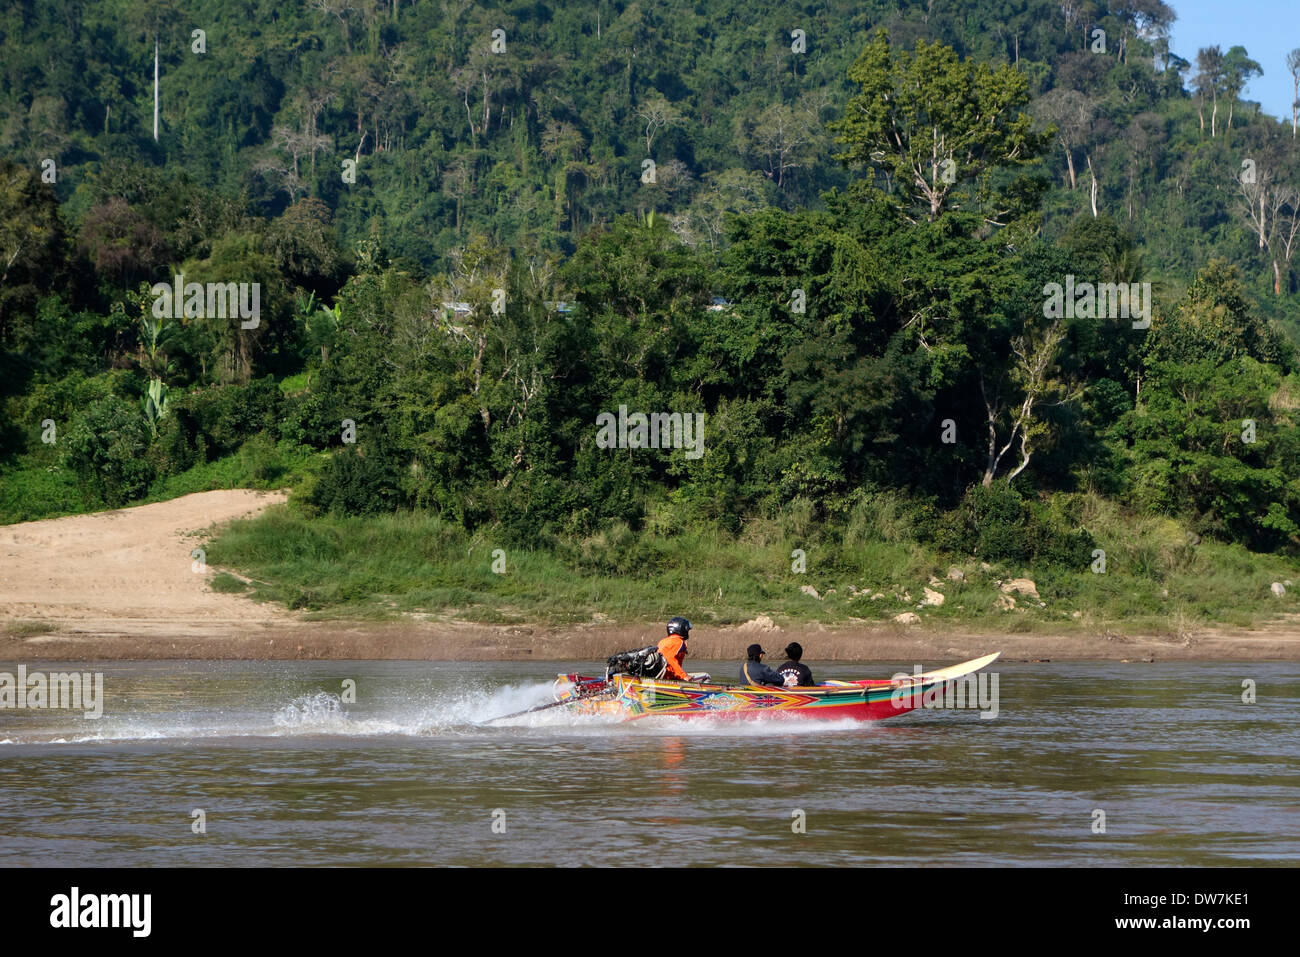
938,483 -> 1032,563
202,378 -> 282,454
559,522 -> 677,577
930,484 -> 1096,570
238,433 -> 281,483
61,396 -> 154,506
0,463 -> 88,523
309,445 -> 405,515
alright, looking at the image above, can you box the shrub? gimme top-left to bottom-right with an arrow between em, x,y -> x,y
176,377 -> 283,461
62,396 -> 154,506
238,433 -> 281,483
932,483 -> 1095,570
309,445 -> 405,515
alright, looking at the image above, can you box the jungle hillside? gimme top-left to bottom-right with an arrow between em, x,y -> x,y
5,0 -> 1300,635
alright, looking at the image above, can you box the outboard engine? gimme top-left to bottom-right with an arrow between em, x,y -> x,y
605,645 -> 668,679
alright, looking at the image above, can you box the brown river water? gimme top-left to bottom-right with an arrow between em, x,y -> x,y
1,659 -> 1297,866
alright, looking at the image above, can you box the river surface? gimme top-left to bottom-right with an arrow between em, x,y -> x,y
1,659 -> 1296,866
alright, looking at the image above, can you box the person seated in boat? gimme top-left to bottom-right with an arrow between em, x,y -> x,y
740,644 -> 786,687
657,617 -> 693,680
774,642 -> 815,687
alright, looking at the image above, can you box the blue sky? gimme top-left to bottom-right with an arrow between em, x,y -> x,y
1168,0 -> 1299,122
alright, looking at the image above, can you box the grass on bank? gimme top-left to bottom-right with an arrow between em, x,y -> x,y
202,492 -> 1300,634
2,620 -> 58,637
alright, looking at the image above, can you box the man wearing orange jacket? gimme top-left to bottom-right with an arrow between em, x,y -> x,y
656,617 -> 693,680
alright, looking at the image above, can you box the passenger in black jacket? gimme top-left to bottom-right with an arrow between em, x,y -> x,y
773,642 -> 814,687
739,644 -> 786,687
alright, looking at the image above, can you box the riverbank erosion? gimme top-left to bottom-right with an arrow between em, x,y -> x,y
3,490 -> 1300,661
4,616 -> 1300,661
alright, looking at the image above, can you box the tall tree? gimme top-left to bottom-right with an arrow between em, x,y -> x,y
1287,48 -> 1300,138
1194,46 -> 1224,138
830,31 -> 1050,223
0,160 -> 65,345
1237,164 -> 1300,295
1033,89 -> 1096,190
1221,46 -> 1263,141
981,321 -> 1071,486
635,94 -> 683,154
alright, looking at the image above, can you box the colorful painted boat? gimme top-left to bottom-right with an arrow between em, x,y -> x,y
551,652 -> 1001,722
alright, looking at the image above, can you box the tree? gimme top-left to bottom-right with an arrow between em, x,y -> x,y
671,168 -> 768,254
0,160 -> 65,345
265,198 -> 346,293
442,153 -> 477,235
1120,357 -> 1296,549
1236,164 -> 1300,296
1121,112 -> 1165,220
77,198 -> 168,290
830,31 -> 1051,223
980,321 -> 1072,485
177,233 -> 290,383
635,94 -> 683,154
425,234 -> 511,431
1220,46 -> 1263,141
1112,0 -> 1174,65
1147,260 -> 1292,365
734,102 -> 815,189
1287,48 -> 1300,138
539,120 -> 585,163
561,215 -> 710,386
449,64 -> 480,146
1033,89 -> 1096,190
256,119 -> 333,202
311,0 -> 358,53
1194,46 -> 1224,137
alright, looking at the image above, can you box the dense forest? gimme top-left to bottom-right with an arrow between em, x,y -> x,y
4,0 -> 1300,623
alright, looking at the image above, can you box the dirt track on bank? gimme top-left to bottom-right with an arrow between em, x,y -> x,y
2,490 -> 1299,661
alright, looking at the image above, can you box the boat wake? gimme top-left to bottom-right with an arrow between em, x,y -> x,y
0,679 -> 880,745
0,679 -> 568,744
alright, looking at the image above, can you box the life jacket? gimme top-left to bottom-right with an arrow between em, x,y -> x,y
656,634 -> 689,679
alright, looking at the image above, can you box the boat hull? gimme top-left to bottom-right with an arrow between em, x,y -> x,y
554,652 -> 1000,723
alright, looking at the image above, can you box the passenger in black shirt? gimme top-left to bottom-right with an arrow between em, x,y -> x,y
774,642 -> 814,687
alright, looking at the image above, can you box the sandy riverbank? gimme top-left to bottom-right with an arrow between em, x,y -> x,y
2,490 -> 1299,661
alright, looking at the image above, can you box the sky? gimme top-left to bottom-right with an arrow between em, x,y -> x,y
1167,0 -> 1298,122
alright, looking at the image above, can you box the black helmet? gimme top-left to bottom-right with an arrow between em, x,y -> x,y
667,617 -> 692,638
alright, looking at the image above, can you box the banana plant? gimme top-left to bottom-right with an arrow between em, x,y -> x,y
138,310 -> 172,379
142,377 -> 170,437
294,291 -> 319,321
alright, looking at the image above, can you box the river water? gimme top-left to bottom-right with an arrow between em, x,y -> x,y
1,659 -> 1296,866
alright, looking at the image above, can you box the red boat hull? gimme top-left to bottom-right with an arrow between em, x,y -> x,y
552,655 -> 1000,723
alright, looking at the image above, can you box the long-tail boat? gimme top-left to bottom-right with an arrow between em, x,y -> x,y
545,652 -> 1001,723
